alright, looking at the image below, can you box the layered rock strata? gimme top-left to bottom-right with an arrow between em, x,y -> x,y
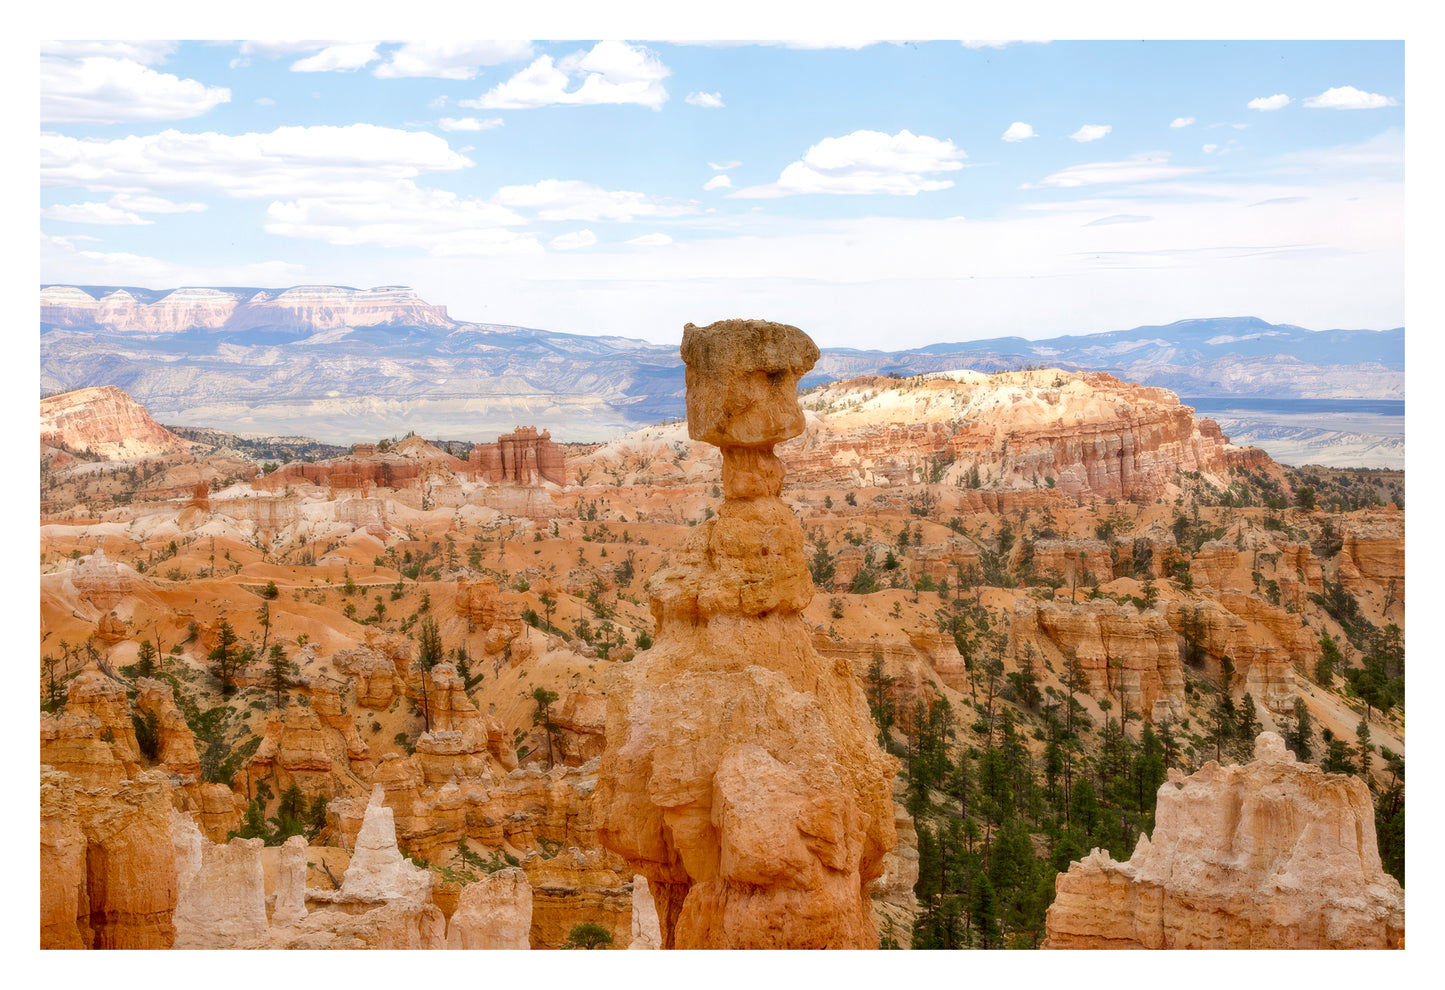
595,319 -> 898,949
1043,732 -> 1404,949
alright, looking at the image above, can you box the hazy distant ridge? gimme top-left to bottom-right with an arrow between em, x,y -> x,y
40,285 -> 1402,444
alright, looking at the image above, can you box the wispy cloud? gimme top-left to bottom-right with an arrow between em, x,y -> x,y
1247,93 -> 1291,111
1070,124 -> 1111,142
550,229 -> 597,250
686,91 -> 724,108
41,124 -> 473,199
1303,85 -> 1398,109
41,55 -> 230,124
42,202 -> 152,225
1023,153 -> 1206,189
733,129 -> 966,197
264,188 -> 536,256
41,41 -> 176,64
708,161 -> 741,171
461,41 -> 670,111
439,117 -> 503,132
1084,214 -> 1151,226
492,180 -> 700,222
1002,122 -> 1036,142
626,233 -> 673,246
290,43 -> 380,73
374,41 -> 535,80
703,175 -> 732,191
1247,197 -> 1308,207
1170,117 -> 1194,128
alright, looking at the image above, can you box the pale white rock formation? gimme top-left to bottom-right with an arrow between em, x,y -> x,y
1044,732 -> 1404,949
628,874 -> 662,950
171,814 -> 270,949
444,868 -> 533,949
272,835 -> 309,926
334,785 -> 432,906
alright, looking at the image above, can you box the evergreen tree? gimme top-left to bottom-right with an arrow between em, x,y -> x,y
133,639 -> 158,679
1284,697 -> 1314,761
208,618 -> 243,696
1355,718 -> 1373,782
1232,693 -> 1262,762
969,872 -> 1000,949
265,644 -> 297,708
532,687 -> 560,769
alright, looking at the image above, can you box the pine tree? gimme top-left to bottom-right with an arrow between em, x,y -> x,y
265,644 -> 296,708
208,618 -> 242,696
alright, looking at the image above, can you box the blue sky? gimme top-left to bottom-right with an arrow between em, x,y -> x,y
37,15 -> 1407,350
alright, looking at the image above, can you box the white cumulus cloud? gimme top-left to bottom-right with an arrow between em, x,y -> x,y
461,41 -> 670,111
686,91 -> 724,108
492,179 -> 699,222
1170,117 -> 1195,128
733,129 -> 966,198
626,233 -> 673,246
374,41 -> 536,79
41,56 -> 230,124
1070,124 -> 1111,142
1002,122 -> 1036,142
439,117 -> 503,132
703,175 -> 732,191
1248,93 -> 1291,111
550,229 -> 597,250
291,43 -> 380,73
1303,85 -> 1398,109
1023,153 -> 1207,189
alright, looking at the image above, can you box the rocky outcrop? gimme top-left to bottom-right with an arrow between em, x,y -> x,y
61,661 -> 141,770
523,847 -> 633,949
40,385 -> 191,460
595,319 -> 898,949
171,817 -> 269,949
470,426 -> 566,486
40,769 -> 92,949
134,677 -> 201,778
68,547 -> 144,614
51,769 -> 180,949
273,835 -> 310,926
445,868 -> 533,949
241,703 -> 370,803
1043,732 -> 1404,949
40,713 -> 128,789
785,370 -> 1256,502
1338,511 -> 1404,597
1016,598 -> 1185,722
1165,597 -> 1304,712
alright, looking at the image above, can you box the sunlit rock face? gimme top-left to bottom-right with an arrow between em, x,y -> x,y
1043,732 -> 1404,950
595,319 -> 898,949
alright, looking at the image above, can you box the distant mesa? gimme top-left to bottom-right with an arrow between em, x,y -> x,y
40,284 -> 452,334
